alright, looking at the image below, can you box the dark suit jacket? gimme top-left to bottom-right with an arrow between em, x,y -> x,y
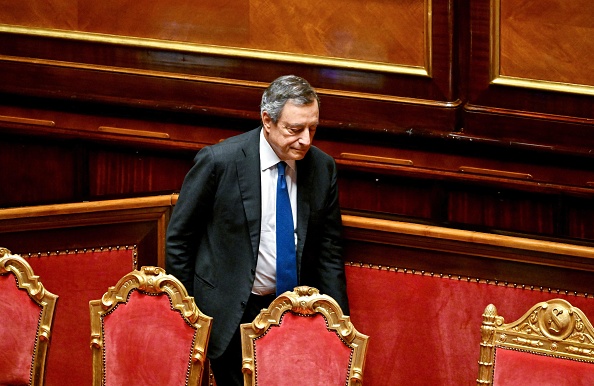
166,127 -> 349,358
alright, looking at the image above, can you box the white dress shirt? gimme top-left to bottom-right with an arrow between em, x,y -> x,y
252,129 -> 297,295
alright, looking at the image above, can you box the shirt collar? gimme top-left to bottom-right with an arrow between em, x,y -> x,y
259,128 -> 296,172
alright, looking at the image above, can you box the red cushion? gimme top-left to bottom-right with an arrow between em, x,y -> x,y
254,312 -> 352,386
493,347 -> 594,386
345,264 -> 594,385
0,274 -> 42,386
102,290 -> 197,385
26,249 -> 134,385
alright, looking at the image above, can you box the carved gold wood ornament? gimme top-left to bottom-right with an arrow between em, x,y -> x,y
477,298 -> 594,385
89,266 -> 212,386
0,248 -> 58,386
240,286 -> 369,385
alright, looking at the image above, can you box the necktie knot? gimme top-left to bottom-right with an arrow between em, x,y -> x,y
278,162 -> 287,189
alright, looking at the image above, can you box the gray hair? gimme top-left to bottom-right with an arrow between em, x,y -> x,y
260,75 -> 320,123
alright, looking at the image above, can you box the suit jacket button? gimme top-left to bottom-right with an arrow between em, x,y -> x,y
241,301 -> 247,307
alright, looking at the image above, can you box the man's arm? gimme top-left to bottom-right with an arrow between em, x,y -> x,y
165,147 -> 216,293
302,153 -> 350,314
316,158 -> 349,314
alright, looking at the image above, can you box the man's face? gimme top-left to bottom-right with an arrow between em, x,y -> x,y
262,100 -> 319,161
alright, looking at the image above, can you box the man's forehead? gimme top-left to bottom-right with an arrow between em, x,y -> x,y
279,101 -> 319,120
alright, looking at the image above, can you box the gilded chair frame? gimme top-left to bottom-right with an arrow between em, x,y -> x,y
477,298 -> 594,385
89,266 -> 212,386
240,286 -> 369,385
0,247 -> 58,386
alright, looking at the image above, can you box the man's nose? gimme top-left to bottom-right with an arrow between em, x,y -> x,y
297,129 -> 312,146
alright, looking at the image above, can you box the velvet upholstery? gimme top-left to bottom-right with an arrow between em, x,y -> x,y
0,250 -> 58,386
254,313 -> 352,386
240,286 -> 368,386
492,348 -> 594,386
25,248 -> 134,386
89,266 -> 212,386
344,264 -> 594,385
0,274 -> 40,385
102,290 -> 198,385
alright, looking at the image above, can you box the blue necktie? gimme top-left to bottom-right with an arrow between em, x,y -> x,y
276,162 -> 297,295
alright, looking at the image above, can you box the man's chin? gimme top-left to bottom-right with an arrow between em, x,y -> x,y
290,148 -> 309,160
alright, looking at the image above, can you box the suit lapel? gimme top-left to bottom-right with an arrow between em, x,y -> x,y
296,157 -> 312,278
235,128 -> 314,277
237,131 -> 262,262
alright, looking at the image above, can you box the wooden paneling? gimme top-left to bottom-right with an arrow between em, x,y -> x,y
88,147 -> 192,198
0,0 -> 459,138
0,196 -> 173,267
0,0 -> 77,29
3,99 -> 594,243
567,201 -> 594,241
499,0 -> 594,88
342,215 -> 594,294
464,0 -> 594,151
246,0 -> 428,67
2,2 -> 594,381
81,2 -> 250,43
0,130 -> 196,206
338,172 -> 440,220
330,135 -> 594,242
0,135 -> 80,206
447,187 -> 559,235
0,0 -> 427,70
0,96 -> 246,151
1,0 -> 594,247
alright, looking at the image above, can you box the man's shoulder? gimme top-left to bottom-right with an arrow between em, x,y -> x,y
305,145 -> 335,164
215,127 -> 259,148
201,127 -> 259,158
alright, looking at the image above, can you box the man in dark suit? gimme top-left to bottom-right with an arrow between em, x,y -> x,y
166,75 -> 349,386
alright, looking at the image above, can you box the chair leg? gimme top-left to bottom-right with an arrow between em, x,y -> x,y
201,359 -> 216,386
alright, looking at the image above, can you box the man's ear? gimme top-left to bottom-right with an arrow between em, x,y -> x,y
261,111 -> 272,132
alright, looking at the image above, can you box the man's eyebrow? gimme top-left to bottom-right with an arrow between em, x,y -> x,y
284,121 -> 319,128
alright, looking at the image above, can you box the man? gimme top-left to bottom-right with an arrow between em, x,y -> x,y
166,75 -> 349,385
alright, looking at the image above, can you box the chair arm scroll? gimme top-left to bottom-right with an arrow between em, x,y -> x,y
242,358 -> 254,375
192,347 -> 205,363
90,333 -> 102,349
350,368 -> 364,384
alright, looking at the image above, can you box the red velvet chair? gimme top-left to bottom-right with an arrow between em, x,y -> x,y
477,298 -> 594,385
240,286 -> 369,386
89,266 -> 212,386
0,247 -> 58,386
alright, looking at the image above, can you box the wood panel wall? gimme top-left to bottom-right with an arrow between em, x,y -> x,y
464,0 -> 594,150
1,0 -> 594,246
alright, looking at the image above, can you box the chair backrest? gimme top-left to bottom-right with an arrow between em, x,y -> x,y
240,286 -> 369,386
0,247 -> 58,386
89,266 -> 212,386
477,298 -> 594,385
